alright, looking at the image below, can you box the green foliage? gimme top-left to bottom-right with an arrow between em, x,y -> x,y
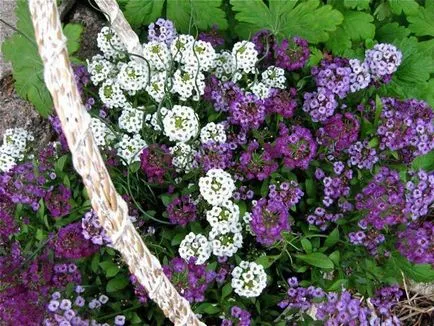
295,252 -> 334,269
407,0 -> 434,36
1,0 -> 83,117
344,0 -> 371,11
230,0 -> 343,43
124,0 -> 228,32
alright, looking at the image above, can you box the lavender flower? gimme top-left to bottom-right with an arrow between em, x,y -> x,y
148,18 -> 177,45
349,59 -> 371,93
166,195 -> 197,226
404,170 -> 434,220
312,57 -> 352,99
365,43 -> 402,82
130,274 -> 148,303
278,277 -> 324,312
52,263 -> 81,288
81,210 -> 111,245
268,181 -> 304,208
396,221 -> 434,265
347,141 -> 378,170
303,90 -> 338,122
196,142 -> 233,172
229,92 -> 266,130
250,198 -> 291,246
306,207 -> 343,231
349,228 -> 386,256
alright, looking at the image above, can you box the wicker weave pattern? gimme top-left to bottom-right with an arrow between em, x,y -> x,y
28,1 -> 205,324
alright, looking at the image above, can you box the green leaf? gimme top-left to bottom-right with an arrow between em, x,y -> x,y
375,22 -> 410,44
305,178 -> 316,199
326,10 -> 375,55
387,252 -> 434,283
324,227 -> 340,248
221,283 -> 232,300
295,252 -> 334,269
106,275 -> 130,292
63,23 -> 83,55
100,261 -> 121,278
230,0 -> 343,43
329,250 -> 340,265
255,255 -> 280,269
328,278 -> 348,291
407,0 -> 434,37
124,0 -> 165,27
301,238 -> 313,253
343,0 -> 371,10
411,150 -> 434,172
195,303 -> 221,314
388,0 -> 419,16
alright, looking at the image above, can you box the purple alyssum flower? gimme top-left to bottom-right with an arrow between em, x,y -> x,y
268,181 -> 304,208
303,90 -> 338,122
166,195 -> 197,226
317,112 -> 360,152
312,57 -> 352,99
148,18 -> 177,45
229,92 -> 266,130
347,141 -> 378,170
396,221 -> 434,266
274,37 -> 310,71
404,170 -> 434,220
140,144 -> 173,184
81,210 -> 111,245
264,88 -> 297,119
306,207 -> 343,231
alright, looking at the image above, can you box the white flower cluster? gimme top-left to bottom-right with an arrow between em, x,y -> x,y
170,143 -> 198,173
262,66 -> 286,89
97,27 -> 126,60
87,54 -> 116,85
199,168 -> 236,205
163,105 -> 199,143
213,51 -> 236,81
172,66 -> 205,101
145,107 -> 169,132
146,72 -> 168,102
179,232 -> 211,265
231,261 -> 267,297
200,122 -> 226,144
185,40 -> 216,71
98,79 -> 127,108
117,61 -> 149,94
115,134 -> 147,165
143,41 -> 171,71
232,41 -> 258,74
206,200 -> 240,230
118,105 -> 144,133
250,82 -> 271,100
91,118 -> 115,147
0,128 -> 33,172
209,222 -> 243,257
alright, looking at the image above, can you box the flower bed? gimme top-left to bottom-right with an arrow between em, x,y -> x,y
1,0 -> 434,325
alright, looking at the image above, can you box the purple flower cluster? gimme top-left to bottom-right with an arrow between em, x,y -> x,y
268,181 -> 304,208
278,277 -> 324,312
140,144 -> 173,184
302,90 -> 338,122
197,142 -> 233,172
81,210 -> 111,245
166,195 -> 197,226
316,163 -> 353,207
0,206 -> 18,243
229,93 -> 266,130
252,30 -> 275,65
45,184 -> 72,218
370,285 -> 402,324
52,263 -> 81,288
404,170 -> 434,220
264,88 -> 298,118
365,43 -> 402,82
163,257 -> 215,303
130,274 -> 148,303
204,77 -> 242,112
348,228 -> 386,256
53,222 -> 99,259
237,140 -> 278,181
221,306 -> 252,326
396,221 -> 434,265
250,198 -> 290,246
306,207 -> 343,231
267,124 -> 317,170
233,185 -> 254,201
49,115 -> 69,152
315,291 -> 371,325
355,167 -> 406,229
312,57 -> 351,99
274,37 -> 310,71
198,25 -> 224,47
317,113 -> 360,152
73,65 -> 90,95
377,98 -> 434,162
148,18 -> 177,45
347,141 -> 378,170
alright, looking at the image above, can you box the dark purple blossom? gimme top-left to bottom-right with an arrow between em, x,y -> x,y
45,185 -> 72,218
229,92 -> 266,130
140,144 -> 173,184
54,222 -> 99,259
312,57 -> 351,99
347,141 -> 378,170
278,277 -> 324,312
396,221 -> 434,265
51,263 -> 81,288
349,228 -> 386,256
252,30 -> 275,65
237,140 -> 278,181
130,274 -> 148,303
274,37 -> 310,71
204,76 -> 243,112
268,181 -> 304,208
264,88 -> 297,119
250,198 -> 290,246
81,210 -> 111,245
306,207 -> 343,231
196,142 -> 233,172
166,195 -> 197,226
317,113 -> 360,152
198,25 -> 224,47
221,306 -> 252,326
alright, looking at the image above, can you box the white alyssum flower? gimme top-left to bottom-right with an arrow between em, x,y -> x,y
163,105 -> 199,143
0,152 -> 15,173
96,27 -> 126,60
232,41 -> 258,73
200,122 -> 226,144
118,105 -> 144,133
144,107 -> 169,132
98,79 -> 127,108
250,82 -> 271,100
146,72 -> 170,102
116,134 -> 147,165
262,66 -> 286,89
143,41 -> 171,71
179,232 -> 211,265
172,66 -> 205,101
209,222 -> 243,257
231,261 -> 267,298
1,128 -> 33,159
117,61 -> 149,93
199,168 -> 235,206
170,34 -> 195,64
87,54 -> 115,85
214,51 -> 236,81
184,40 -> 216,72
206,200 -> 240,230
170,143 -> 198,172
91,118 -> 115,147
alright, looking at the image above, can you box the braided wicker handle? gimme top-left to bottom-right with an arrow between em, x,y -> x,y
28,0 -> 205,325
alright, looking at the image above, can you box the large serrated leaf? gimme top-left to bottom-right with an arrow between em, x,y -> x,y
407,0 -> 434,37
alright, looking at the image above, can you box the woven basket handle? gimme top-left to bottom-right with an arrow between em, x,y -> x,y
28,0 -> 205,325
